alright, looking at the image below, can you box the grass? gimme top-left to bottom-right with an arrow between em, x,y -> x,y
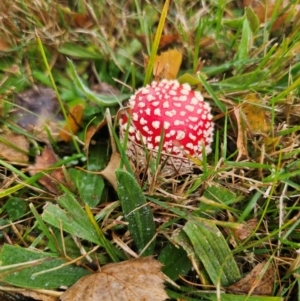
0,0 -> 300,300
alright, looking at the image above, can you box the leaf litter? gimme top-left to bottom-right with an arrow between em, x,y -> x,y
29,146 -> 67,194
13,86 -> 63,142
144,49 -> 182,81
0,132 -> 29,162
227,261 -> 275,296
60,257 -> 168,301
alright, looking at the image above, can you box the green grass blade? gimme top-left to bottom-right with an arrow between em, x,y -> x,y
116,170 -> 156,256
198,74 -> 226,112
29,203 -> 59,253
235,16 -> 251,70
67,58 -> 129,106
144,0 -> 170,85
36,35 -> 80,154
84,204 -> 119,262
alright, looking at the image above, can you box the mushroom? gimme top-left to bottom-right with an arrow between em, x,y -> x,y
119,79 -> 214,174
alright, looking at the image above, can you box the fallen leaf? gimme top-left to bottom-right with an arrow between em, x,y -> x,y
241,94 -> 270,135
14,87 -> 63,142
233,106 -> 249,161
0,290 -> 37,301
16,290 -> 58,301
99,152 -> 121,191
29,146 -> 67,194
84,119 -> 107,151
0,133 -> 29,162
72,13 -> 94,28
227,261 -> 275,295
144,49 -> 182,81
59,5 -> 94,29
60,257 -> 168,301
59,104 -> 84,142
234,218 -> 258,241
0,38 -> 11,51
154,49 -> 182,80
138,34 -> 180,49
242,0 -> 299,32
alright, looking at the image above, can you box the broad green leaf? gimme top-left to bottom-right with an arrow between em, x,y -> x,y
42,188 -> 121,261
88,143 -> 109,171
0,244 -> 90,289
69,168 -> 104,207
236,16 -> 252,66
178,73 -> 202,86
246,6 -> 260,33
200,184 -> 238,212
3,197 -> 26,221
158,243 -> 192,280
183,219 -> 240,286
116,170 -> 156,256
219,70 -> 268,89
222,17 -> 244,30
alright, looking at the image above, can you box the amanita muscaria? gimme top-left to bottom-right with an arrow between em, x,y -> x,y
119,79 -> 214,173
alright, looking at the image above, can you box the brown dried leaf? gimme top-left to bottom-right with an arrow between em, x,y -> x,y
60,257 -> 168,301
233,106 -> 249,161
242,0 -> 299,32
14,87 -> 63,142
29,146 -> 66,194
138,34 -> 180,49
241,94 -> 270,135
84,119 -> 107,151
20,290 -> 58,301
146,49 -> 182,81
0,38 -> 11,51
59,104 -> 84,142
227,261 -> 275,296
0,133 -> 29,162
99,152 -> 121,191
234,218 -> 258,241
60,5 -> 94,29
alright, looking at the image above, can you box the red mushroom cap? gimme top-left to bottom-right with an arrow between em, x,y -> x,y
120,79 -> 214,170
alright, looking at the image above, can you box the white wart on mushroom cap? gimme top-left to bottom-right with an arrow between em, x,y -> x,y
120,79 -> 214,167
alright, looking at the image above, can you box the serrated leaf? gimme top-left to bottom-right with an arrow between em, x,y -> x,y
183,219 -> 240,286
116,170 -> 156,256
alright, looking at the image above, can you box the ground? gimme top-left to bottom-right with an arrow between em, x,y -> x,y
0,1 -> 300,301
